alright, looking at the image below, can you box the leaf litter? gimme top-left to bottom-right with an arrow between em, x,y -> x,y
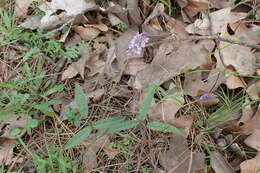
1,0 -> 260,172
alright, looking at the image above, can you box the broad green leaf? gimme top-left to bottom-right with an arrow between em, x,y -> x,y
147,122 -> 185,135
102,120 -> 139,136
10,128 -> 21,137
137,85 -> 156,121
75,83 -> 88,118
92,116 -> 125,129
64,126 -> 92,150
43,84 -> 64,97
33,100 -> 61,117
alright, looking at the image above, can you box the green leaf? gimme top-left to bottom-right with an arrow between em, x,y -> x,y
10,128 -> 21,137
64,126 -> 92,150
75,83 -> 88,118
92,116 -> 126,129
0,83 -> 24,91
102,120 -> 139,136
43,84 -> 64,97
137,85 -> 156,121
146,122 -> 185,135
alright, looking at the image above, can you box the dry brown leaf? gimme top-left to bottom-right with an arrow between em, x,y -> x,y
184,0 -> 209,17
186,7 -> 248,35
143,3 -> 165,24
237,104 -> 260,135
107,3 -> 128,26
86,55 -> 105,76
82,133 -> 109,171
127,0 -> 142,25
247,81 -> 260,100
124,58 -> 148,76
226,73 -> 246,89
159,135 -> 205,172
84,24 -> 108,32
0,138 -> 16,166
0,114 -> 28,139
74,26 -> 100,41
244,129 -> 260,151
135,40 -> 214,89
149,96 -> 193,136
211,151 -> 235,173
61,56 -> 88,80
240,154 -> 260,173
185,13 -> 211,35
165,17 -> 189,38
15,0 -> 33,18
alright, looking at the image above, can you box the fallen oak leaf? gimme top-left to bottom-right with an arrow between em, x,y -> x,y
159,135 -> 205,172
135,40 -> 213,89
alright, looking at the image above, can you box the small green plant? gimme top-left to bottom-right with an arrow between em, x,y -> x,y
115,23 -> 128,31
63,84 -> 185,150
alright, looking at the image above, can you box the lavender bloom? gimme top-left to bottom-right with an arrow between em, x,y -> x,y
199,93 -> 217,102
127,32 -> 149,55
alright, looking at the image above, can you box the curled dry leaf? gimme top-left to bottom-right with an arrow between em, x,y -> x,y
61,53 -> 89,80
15,0 -> 33,18
74,26 -> 100,41
0,137 -> 16,166
211,151 -> 235,173
159,135 -> 205,172
225,72 -> 246,89
186,7 -> 248,35
143,3 -> 165,24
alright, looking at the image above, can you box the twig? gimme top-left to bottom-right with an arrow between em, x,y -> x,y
148,35 -> 260,50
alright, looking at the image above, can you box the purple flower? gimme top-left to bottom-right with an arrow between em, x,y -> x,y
127,32 -> 149,55
199,93 -> 217,102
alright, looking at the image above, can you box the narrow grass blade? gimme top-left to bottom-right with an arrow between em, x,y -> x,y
0,83 -> 24,91
64,126 -> 92,150
147,122 -> 185,135
101,120 -> 139,136
75,83 -> 88,118
137,85 -> 156,121
92,116 -> 126,129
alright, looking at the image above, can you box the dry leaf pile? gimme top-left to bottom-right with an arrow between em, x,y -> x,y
1,0 -> 260,172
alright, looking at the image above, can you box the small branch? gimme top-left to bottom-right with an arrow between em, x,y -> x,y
148,35 -> 260,50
